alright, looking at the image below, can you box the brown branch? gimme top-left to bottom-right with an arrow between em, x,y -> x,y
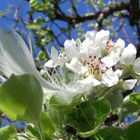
54,2 -> 130,25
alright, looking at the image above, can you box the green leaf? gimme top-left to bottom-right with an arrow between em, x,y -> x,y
0,74 -> 43,122
27,23 -> 40,30
40,112 -> 55,139
25,124 -> 40,139
48,105 -> 64,133
126,121 -> 140,140
0,126 -> 17,140
38,50 -> 48,61
129,92 -> 140,104
106,92 -> 123,110
64,98 -> 110,138
30,0 -> 38,8
118,93 -> 140,117
49,92 -> 83,107
91,127 -> 126,140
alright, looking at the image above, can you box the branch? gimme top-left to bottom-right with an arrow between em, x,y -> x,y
54,2 -> 130,25
70,0 -> 79,17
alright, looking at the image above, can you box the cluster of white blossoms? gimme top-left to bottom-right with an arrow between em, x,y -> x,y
45,30 -> 140,96
0,29 -> 140,104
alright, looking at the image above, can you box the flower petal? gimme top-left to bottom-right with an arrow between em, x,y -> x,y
51,47 -> 58,62
114,69 -> 123,77
134,57 -> 140,74
102,68 -> 118,87
44,60 -> 55,68
65,57 -> 82,73
120,43 -> 136,64
101,51 -> 119,68
64,39 -> 80,60
0,29 -> 56,91
114,38 -> 125,55
95,30 -> 109,44
123,79 -> 137,90
85,30 -> 97,39
78,75 -> 101,87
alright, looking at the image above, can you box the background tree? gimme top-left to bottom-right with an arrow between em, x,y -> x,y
0,0 -> 140,59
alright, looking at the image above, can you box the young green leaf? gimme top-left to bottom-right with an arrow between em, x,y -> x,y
40,112 -> 55,139
64,98 -> 111,138
0,74 -> 43,122
126,121 -> 140,140
91,127 -> 126,140
0,126 -> 17,140
25,124 -> 40,139
106,92 -> 123,110
118,92 -> 140,117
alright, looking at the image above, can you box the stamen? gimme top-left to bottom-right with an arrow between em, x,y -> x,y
105,67 -> 109,70
84,55 -> 109,80
106,40 -> 113,51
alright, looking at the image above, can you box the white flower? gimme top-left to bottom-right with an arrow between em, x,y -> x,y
64,38 -> 81,60
66,49 -> 119,87
84,30 -> 109,47
120,43 -> 140,75
45,47 -> 67,68
65,31 -> 120,88
81,30 -> 109,54
65,57 -> 83,74
0,29 -> 88,104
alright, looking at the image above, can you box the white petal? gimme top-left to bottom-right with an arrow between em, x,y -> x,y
44,60 -> 56,68
101,51 -> 119,68
134,57 -> 140,74
64,39 -> 80,60
102,68 -> 118,87
95,30 -> 109,43
85,30 -> 97,39
0,29 -> 56,91
78,75 -> 101,87
114,69 -> 123,77
120,43 -> 136,64
123,79 -> 137,90
57,54 -> 67,66
51,47 -> 58,62
114,38 -> 125,55
65,57 -> 82,73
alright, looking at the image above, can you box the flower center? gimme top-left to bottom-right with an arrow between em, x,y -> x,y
84,56 -> 108,79
105,40 -> 113,52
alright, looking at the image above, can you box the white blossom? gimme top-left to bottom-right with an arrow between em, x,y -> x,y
120,43 -> 140,75
0,29 -> 139,104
